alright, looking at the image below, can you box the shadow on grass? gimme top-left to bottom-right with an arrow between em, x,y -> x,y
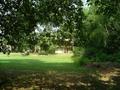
0,59 -> 120,90
0,68 -> 120,90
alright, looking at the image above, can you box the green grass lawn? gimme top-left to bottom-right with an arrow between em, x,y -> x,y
1,53 -> 120,90
0,53 -> 89,73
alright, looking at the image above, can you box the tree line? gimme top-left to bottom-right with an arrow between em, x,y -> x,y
0,0 -> 120,62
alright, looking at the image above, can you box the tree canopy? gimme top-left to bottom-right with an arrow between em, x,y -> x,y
0,0 -> 83,52
1,0 -> 120,63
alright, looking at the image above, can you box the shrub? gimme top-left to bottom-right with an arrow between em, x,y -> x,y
22,50 -> 30,56
73,47 -> 85,56
73,46 -> 120,66
112,52 -> 120,62
73,53 -> 91,66
84,47 -> 101,58
48,45 -> 56,54
95,52 -> 120,62
79,56 -> 91,65
38,50 -> 48,55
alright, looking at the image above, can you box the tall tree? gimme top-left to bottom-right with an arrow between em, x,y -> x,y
88,0 -> 120,54
0,0 -> 84,52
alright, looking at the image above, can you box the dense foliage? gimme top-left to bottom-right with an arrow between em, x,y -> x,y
0,0 -> 83,53
75,0 -> 120,64
1,0 -> 120,63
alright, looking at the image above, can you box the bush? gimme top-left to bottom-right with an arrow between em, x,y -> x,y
84,47 -> 101,58
73,47 -> 85,56
73,47 -> 120,65
48,45 -> 56,54
95,52 -> 108,62
94,52 -> 120,62
38,50 -> 48,55
84,49 -> 120,63
22,50 -> 30,56
73,47 -> 94,65
112,52 -> 120,62
79,56 -> 91,65
73,54 -> 91,66
38,45 -> 56,55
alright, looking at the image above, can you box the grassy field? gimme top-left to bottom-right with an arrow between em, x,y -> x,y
0,53 -> 88,73
0,53 -> 120,90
